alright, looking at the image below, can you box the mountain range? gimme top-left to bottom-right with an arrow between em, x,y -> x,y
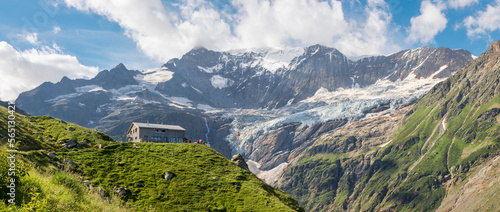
10,41 -> 500,211
16,45 -> 473,162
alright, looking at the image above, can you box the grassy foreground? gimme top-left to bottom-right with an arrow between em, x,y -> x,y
0,106 -> 302,211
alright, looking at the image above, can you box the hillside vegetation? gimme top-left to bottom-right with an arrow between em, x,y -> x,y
278,41 -> 500,211
0,106 -> 302,211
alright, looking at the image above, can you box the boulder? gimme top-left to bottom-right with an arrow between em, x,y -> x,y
234,182 -> 241,192
78,140 -> 89,148
67,127 -> 75,131
113,187 -> 128,196
164,172 -> 175,181
98,187 -> 107,197
231,154 -> 249,170
82,180 -> 92,186
64,159 -> 75,165
65,142 -> 77,149
47,153 -> 56,159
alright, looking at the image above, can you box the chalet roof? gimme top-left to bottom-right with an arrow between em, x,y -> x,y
131,122 -> 186,131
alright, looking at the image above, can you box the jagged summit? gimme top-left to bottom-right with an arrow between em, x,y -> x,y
113,63 -> 127,70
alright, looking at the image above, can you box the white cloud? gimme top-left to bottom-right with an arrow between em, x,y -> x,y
53,26 -> 61,34
407,1 -> 447,44
0,41 -> 98,101
232,0 -> 348,48
335,0 -> 398,56
461,0 -> 500,37
63,0 -> 401,60
64,0 -> 233,62
19,32 -> 39,45
448,0 -> 478,9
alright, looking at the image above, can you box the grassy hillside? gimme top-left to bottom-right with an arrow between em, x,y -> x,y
0,106 -> 302,211
279,41 -> 500,211
0,105 -> 130,211
57,143 -> 302,211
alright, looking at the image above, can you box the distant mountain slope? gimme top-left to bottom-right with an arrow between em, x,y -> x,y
277,41 -> 500,211
0,106 -> 302,211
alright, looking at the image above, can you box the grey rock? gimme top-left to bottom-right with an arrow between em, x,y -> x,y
47,153 -> 56,159
231,154 -> 249,170
82,180 -> 92,186
164,172 -> 175,181
64,159 -> 75,165
234,182 -> 241,192
113,187 -> 128,196
65,142 -> 77,149
98,187 -> 107,197
67,127 -> 75,131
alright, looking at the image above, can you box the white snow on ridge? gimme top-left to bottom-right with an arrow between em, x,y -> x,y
229,46 -> 305,73
75,85 -> 106,93
430,65 -> 448,78
45,93 -> 80,103
260,47 -> 304,72
135,67 -> 174,84
46,85 -> 106,103
211,75 -> 233,89
166,97 -> 192,107
198,64 -> 223,73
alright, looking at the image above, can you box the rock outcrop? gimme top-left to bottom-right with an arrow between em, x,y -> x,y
231,154 -> 249,170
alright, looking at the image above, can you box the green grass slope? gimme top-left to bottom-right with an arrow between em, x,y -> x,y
279,41 -> 500,211
0,106 -> 302,211
58,143 -> 302,211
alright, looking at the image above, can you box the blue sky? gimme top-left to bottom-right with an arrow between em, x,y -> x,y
1,0 -> 499,101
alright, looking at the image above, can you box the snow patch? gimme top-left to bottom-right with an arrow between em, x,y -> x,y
166,97 -> 192,107
135,68 -> 174,84
197,104 -> 216,111
191,86 -> 202,94
198,64 -> 223,73
46,85 -> 106,103
45,93 -> 79,103
75,85 -> 106,93
229,46 -> 304,73
210,75 -> 233,89
430,65 -> 448,78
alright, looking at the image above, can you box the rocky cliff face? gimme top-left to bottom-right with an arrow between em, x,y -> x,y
277,41 -> 500,211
